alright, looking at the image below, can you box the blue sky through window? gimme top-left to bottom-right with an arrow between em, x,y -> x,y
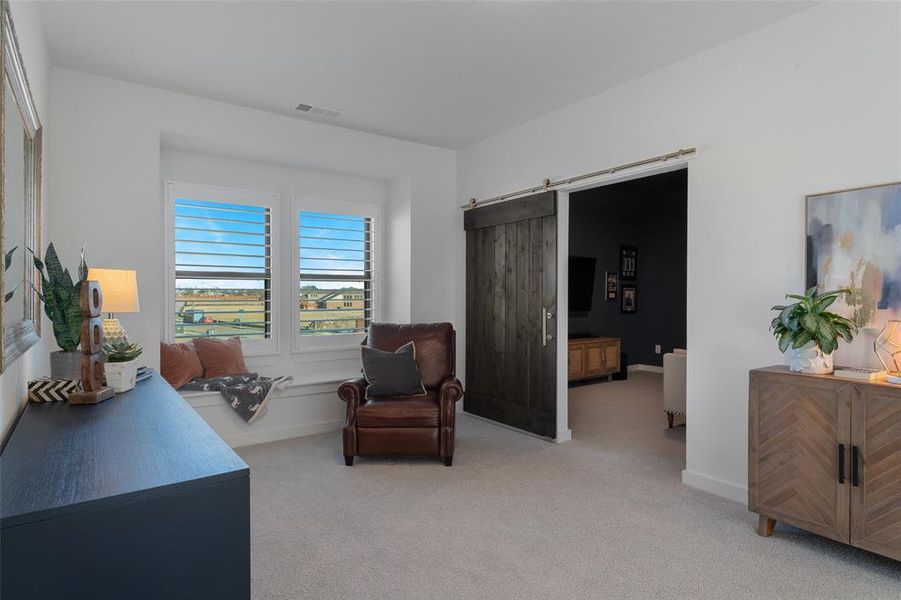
174,202 -> 370,291
299,211 -> 369,290
175,198 -> 269,290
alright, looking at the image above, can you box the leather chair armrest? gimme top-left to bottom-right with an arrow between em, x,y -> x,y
439,376 -> 463,429
338,377 -> 366,460
338,377 -> 367,424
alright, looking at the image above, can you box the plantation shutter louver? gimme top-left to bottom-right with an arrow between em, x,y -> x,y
173,198 -> 272,340
298,211 -> 373,336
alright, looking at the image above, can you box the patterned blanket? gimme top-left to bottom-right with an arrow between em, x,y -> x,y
182,374 -> 294,423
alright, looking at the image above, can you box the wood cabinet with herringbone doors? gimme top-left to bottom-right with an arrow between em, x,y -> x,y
851,384 -> 901,559
749,367 -> 901,561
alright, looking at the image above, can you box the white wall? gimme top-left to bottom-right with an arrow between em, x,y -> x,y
385,175 -> 412,323
1,2 -> 51,443
458,2 -> 901,500
48,68 -> 458,373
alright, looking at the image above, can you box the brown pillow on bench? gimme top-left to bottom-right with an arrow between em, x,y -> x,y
193,337 -> 250,378
159,341 -> 204,389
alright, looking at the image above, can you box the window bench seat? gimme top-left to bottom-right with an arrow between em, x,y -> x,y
178,372 -> 355,448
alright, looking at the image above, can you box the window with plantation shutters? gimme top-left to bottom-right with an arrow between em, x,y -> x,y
166,183 -> 278,351
298,208 -> 375,338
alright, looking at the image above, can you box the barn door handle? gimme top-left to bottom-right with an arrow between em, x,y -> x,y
837,444 -> 845,484
851,445 -> 860,487
542,308 -> 553,346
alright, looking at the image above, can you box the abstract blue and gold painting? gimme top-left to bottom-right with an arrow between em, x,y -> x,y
807,181 -> 901,332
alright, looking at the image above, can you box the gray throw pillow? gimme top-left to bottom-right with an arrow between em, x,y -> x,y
361,341 -> 427,399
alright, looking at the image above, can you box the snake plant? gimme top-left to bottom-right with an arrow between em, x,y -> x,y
770,287 -> 858,355
29,243 -> 88,352
4,246 -> 17,303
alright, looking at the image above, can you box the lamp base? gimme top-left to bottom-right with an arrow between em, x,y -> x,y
102,318 -> 128,345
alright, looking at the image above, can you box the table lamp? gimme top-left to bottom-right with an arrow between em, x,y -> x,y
875,320 -> 901,385
86,268 -> 139,344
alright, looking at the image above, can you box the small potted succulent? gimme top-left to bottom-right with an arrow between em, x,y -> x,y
102,340 -> 143,392
770,287 -> 858,374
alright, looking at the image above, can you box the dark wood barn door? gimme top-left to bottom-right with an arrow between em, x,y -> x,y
463,191 -> 557,438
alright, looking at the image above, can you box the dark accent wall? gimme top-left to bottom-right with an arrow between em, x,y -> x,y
568,169 -> 687,366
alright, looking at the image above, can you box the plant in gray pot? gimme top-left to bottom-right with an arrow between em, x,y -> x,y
770,287 -> 858,374
102,340 -> 143,393
30,244 -> 88,379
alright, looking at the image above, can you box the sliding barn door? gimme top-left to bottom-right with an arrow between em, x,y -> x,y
464,191 -> 557,438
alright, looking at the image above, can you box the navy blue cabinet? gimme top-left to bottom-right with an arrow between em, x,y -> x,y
1,373 -> 250,599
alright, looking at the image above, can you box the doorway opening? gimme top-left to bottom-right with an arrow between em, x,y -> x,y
566,168 -> 687,466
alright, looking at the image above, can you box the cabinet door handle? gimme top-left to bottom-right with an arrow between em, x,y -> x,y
837,443 -> 845,484
851,445 -> 860,488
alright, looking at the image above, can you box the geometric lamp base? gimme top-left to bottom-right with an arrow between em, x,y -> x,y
102,318 -> 128,345
875,321 -> 901,385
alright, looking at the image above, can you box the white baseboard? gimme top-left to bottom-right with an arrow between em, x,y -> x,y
225,419 -> 343,448
555,429 -> 572,443
627,364 -> 664,374
681,468 -> 747,504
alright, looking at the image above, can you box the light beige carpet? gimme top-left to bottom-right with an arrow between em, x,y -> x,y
237,372 -> 900,599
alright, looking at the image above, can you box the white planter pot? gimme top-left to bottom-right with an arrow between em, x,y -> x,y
786,342 -> 834,375
105,360 -> 138,393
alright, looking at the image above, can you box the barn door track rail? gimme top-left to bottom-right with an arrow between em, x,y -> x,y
462,146 -> 697,210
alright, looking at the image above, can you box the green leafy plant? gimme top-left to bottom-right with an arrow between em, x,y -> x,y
770,287 -> 858,355
29,243 -> 88,352
4,246 -> 18,303
102,340 -> 143,363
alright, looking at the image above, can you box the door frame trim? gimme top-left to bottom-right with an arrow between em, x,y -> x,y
554,157 -> 695,441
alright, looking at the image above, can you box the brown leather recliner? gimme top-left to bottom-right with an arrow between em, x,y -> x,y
338,323 -> 463,466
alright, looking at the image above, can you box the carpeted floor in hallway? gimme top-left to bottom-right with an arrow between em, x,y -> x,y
237,372 -> 900,599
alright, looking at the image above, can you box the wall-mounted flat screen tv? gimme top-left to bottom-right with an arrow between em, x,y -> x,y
569,256 -> 596,311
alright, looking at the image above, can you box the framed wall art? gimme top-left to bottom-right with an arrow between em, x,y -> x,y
621,285 -> 637,314
605,271 -> 617,301
620,245 -> 637,281
806,181 -> 901,334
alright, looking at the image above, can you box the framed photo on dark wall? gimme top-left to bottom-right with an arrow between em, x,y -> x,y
620,246 -> 638,281
621,285 -> 637,314
605,271 -> 617,301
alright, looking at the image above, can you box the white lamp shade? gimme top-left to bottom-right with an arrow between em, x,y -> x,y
87,268 -> 140,313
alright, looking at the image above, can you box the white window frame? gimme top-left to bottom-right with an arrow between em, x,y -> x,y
163,181 -> 280,356
292,195 -> 381,352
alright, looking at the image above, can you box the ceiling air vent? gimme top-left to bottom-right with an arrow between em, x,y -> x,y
295,103 -> 342,119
